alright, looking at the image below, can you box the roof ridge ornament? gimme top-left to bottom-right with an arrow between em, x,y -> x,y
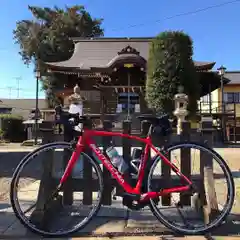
118,45 -> 140,55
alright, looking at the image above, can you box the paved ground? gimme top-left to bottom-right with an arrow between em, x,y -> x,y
0,199 -> 240,239
0,145 -> 240,239
0,205 -> 240,239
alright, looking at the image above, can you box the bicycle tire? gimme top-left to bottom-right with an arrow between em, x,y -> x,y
148,141 -> 235,235
10,141 -> 104,237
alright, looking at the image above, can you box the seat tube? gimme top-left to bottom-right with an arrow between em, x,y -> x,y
135,141 -> 151,191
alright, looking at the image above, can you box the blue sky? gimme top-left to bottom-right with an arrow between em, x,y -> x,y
0,0 -> 240,99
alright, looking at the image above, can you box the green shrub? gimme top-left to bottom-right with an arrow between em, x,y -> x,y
0,128 -> 4,139
0,114 -> 23,119
146,31 -> 200,117
0,114 -> 25,142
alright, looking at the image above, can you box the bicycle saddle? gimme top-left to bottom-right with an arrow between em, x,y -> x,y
137,114 -> 169,124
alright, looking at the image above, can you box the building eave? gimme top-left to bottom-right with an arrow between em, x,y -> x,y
44,37 -> 216,72
71,37 -> 155,43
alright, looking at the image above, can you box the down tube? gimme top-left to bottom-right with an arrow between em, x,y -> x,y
87,139 -> 137,194
151,145 -> 192,185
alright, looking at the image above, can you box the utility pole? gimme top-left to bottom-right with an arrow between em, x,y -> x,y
13,77 -> 22,98
7,87 -> 13,98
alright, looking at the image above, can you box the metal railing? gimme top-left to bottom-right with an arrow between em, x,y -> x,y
198,101 -> 237,115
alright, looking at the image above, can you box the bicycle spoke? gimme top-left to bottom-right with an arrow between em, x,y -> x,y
148,142 -> 234,234
174,201 -> 194,229
23,203 -> 36,215
10,143 -> 103,237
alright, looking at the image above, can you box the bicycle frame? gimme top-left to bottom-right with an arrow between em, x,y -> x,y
60,129 -> 193,202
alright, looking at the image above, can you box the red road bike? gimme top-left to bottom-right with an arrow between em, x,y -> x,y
10,114 -> 234,237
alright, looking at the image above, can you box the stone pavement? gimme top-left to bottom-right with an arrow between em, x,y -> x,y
0,197 -> 239,240
0,146 -> 240,239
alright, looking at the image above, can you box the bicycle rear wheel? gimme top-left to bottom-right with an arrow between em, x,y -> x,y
148,142 -> 234,235
10,142 -> 103,237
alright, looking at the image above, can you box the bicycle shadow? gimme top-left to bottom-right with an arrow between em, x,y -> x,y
0,201 -> 239,239
0,202 -> 128,239
73,208 -> 240,238
211,213 -> 240,236
0,202 -> 37,238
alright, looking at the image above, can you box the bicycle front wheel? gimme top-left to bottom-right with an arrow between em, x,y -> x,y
148,142 -> 235,235
10,142 -> 104,237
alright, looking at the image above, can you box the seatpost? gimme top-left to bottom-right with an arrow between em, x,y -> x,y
147,124 -> 153,137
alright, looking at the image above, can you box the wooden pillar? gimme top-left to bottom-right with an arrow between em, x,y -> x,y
29,126 -> 62,229
140,120 -> 151,193
122,120 -> 131,163
180,122 -> 191,205
200,116 -> 218,223
139,89 -> 148,113
234,103 -> 237,143
102,120 -> 113,205
209,84 -> 212,114
62,121 -> 74,205
100,87 -> 106,123
141,120 -> 151,150
83,118 -> 94,205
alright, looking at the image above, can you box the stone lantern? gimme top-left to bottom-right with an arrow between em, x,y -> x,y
68,84 -> 84,115
173,86 -> 189,135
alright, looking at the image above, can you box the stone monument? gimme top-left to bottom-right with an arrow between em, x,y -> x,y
68,84 -> 84,115
173,86 -> 189,135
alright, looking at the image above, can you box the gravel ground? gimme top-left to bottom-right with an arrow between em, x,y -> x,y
0,178 -> 12,201
0,177 -> 35,202
0,146 -> 36,202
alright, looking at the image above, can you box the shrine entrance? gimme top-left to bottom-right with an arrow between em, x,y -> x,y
45,38 -> 229,133
99,66 -> 146,107
95,64 -> 148,130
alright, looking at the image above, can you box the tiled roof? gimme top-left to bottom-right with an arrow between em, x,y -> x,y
224,72 -> 240,84
0,99 -> 47,120
46,37 -> 215,70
